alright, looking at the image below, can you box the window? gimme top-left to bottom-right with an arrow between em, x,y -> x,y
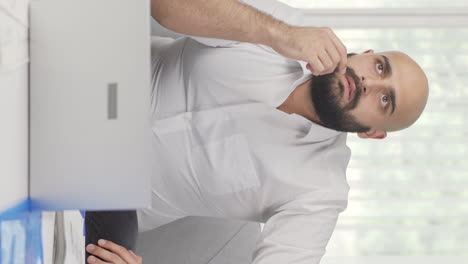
278,0 -> 468,256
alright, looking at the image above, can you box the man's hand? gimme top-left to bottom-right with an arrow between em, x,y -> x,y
151,0 -> 347,76
269,26 -> 347,76
86,239 -> 143,264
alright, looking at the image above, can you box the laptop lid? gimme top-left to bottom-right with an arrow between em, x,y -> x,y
30,0 -> 153,210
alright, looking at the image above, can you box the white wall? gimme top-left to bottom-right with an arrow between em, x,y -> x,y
0,0 -> 29,212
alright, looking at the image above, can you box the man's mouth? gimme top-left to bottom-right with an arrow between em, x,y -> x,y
346,75 -> 356,101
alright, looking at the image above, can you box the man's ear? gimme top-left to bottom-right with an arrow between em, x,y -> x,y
357,130 -> 387,139
363,49 -> 374,54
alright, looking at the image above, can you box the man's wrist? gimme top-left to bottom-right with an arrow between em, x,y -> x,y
266,22 -> 291,48
262,21 -> 291,48
255,15 -> 290,48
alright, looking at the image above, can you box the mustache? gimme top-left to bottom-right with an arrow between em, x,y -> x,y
342,67 -> 362,111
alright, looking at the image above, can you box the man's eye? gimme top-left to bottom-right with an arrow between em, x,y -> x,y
376,63 -> 384,75
381,94 -> 389,107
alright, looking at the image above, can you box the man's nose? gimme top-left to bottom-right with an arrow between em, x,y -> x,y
360,76 -> 386,94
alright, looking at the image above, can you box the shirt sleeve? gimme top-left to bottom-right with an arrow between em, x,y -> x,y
241,0 -> 306,26
252,191 -> 348,264
190,0 -> 306,47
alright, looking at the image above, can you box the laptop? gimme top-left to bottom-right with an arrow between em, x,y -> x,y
30,0 -> 154,210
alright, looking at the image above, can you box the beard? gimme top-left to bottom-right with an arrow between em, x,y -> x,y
310,67 -> 370,133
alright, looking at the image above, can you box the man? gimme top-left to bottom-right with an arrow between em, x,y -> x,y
84,0 -> 429,263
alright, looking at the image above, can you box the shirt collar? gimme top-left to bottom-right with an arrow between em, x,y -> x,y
298,61 -> 309,75
290,113 -> 345,142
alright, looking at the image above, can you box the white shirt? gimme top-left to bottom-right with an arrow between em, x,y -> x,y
138,1 -> 351,263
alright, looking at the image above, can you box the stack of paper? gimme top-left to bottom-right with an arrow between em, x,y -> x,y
0,0 -> 29,72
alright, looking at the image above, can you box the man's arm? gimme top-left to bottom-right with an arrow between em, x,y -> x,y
253,192 -> 348,264
151,0 -> 347,75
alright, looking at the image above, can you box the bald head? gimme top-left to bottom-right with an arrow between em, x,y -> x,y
344,49 -> 429,136
381,51 -> 429,131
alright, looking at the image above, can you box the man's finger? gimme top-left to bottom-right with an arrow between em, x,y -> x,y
129,251 -> 143,264
327,30 -> 347,74
318,52 -> 334,74
326,45 -> 341,69
308,58 -> 325,75
86,244 -> 121,263
97,239 -> 137,264
337,54 -> 347,75
87,255 -> 111,264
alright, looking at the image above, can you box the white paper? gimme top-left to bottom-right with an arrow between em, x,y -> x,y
0,0 -> 29,213
41,211 -> 56,264
0,0 -> 29,73
0,0 -> 29,25
0,64 -> 28,213
63,211 -> 85,264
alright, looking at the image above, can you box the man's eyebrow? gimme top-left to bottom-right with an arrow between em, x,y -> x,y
389,87 -> 396,115
381,55 -> 392,77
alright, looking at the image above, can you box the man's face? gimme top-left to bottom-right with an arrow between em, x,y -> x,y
310,50 -> 429,134
311,64 -> 368,132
